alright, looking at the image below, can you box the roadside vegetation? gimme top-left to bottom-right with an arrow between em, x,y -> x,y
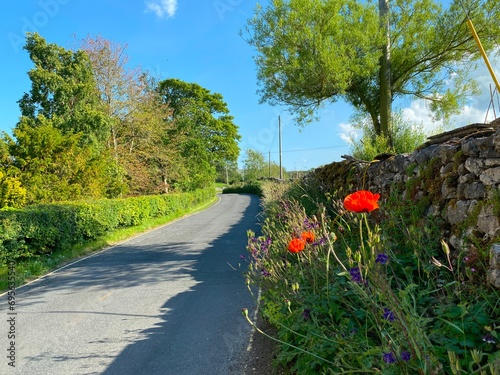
243,178 -> 499,374
0,33 -> 240,209
0,189 -> 216,292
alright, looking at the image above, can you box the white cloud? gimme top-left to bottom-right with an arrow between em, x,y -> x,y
335,50 -> 500,147
400,50 -> 500,133
145,0 -> 177,19
338,122 -> 359,145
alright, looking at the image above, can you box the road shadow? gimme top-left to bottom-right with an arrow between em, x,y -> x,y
99,194 -> 261,374
19,194 -> 263,375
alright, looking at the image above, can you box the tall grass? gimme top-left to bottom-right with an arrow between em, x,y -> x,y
243,180 -> 500,374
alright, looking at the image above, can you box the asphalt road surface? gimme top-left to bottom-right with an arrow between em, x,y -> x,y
0,194 -> 261,375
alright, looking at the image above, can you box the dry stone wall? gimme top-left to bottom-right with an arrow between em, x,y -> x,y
311,120 -> 500,288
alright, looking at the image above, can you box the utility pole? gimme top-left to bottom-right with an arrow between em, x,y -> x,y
279,115 -> 283,179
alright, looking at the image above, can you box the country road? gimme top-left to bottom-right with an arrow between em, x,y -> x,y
0,194 -> 261,375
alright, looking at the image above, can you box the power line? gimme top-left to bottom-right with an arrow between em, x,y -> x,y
268,145 -> 349,154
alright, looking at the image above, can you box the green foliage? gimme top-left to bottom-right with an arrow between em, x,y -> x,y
222,182 -> 263,197
79,36 -> 182,195
19,32 -> 110,146
350,111 -> 427,160
5,34 -> 241,202
244,0 -> 500,135
243,149 -> 287,182
244,180 -> 500,374
243,149 -> 267,182
157,78 -> 241,190
9,120 -> 125,204
0,170 -> 26,209
215,160 -> 241,184
0,187 -> 215,265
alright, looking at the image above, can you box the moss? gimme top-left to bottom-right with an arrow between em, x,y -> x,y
405,162 -> 418,176
404,157 -> 443,203
453,149 -> 467,167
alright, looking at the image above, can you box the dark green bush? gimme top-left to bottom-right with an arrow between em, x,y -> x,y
222,182 -> 263,197
0,187 -> 215,264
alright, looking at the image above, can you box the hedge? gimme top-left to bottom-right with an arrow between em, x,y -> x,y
0,187 -> 215,264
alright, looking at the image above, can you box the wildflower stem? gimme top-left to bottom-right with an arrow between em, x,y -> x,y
242,308 -> 336,365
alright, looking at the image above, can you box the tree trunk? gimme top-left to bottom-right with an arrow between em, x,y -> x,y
379,0 -> 392,144
163,166 -> 169,193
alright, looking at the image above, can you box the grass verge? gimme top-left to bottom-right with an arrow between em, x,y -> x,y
0,195 -> 218,293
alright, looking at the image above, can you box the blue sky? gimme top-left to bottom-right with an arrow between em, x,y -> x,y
1,1 -> 498,171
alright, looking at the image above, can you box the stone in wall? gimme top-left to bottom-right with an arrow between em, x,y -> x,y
477,205 -> 500,238
487,244 -> 500,288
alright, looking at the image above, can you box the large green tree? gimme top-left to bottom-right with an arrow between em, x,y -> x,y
18,33 -> 110,146
243,149 -> 267,182
243,0 -> 500,140
157,78 -> 241,190
242,149 -> 288,181
12,33 -> 127,202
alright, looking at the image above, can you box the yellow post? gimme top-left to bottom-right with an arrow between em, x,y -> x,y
467,19 -> 500,94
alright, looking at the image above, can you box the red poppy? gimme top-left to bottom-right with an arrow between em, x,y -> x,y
343,190 -> 380,213
301,231 -> 315,244
288,238 -> 306,253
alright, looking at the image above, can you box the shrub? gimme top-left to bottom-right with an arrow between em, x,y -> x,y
222,182 -> 263,197
0,187 -> 215,264
350,111 -> 427,161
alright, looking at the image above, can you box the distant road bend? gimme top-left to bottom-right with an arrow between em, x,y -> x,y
0,194 -> 260,375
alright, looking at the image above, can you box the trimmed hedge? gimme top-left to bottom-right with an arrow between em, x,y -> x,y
0,187 -> 215,264
222,183 -> 263,197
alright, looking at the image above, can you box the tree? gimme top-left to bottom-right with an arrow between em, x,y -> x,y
216,160 -> 241,184
0,136 -> 26,208
243,149 -> 267,182
349,111 -> 427,161
18,33 -> 110,146
157,78 -> 241,190
243,0 -> 500,141
79,35 -> 142,155
9,119 -> 119,203
122,75 -> 182,194
12,33 -> 128,203
78,35 -> 183,194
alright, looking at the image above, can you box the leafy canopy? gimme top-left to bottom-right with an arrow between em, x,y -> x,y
18,32 -> 110,146
243,0 -> 500,135
157,78 -> 241,190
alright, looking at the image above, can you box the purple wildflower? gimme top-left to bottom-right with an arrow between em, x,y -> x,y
401,351 -> 411,362
482,334 -> 496,344
260,268 -> 271,277
383,352 -> 396,364
349,267 -> 362,283
240,254 -> 246,260
375,253 -> 389,265
304,218 -> 319,230
382,308 -> 396,322
313,237 -> 326,247
302,309 -> 311,320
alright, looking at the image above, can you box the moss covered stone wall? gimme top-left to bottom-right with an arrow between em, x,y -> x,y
312,122 -> 500,287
